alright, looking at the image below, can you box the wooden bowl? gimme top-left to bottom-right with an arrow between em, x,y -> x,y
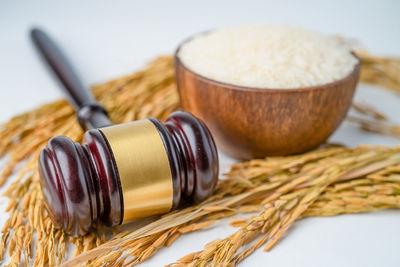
174,48 -> 361,159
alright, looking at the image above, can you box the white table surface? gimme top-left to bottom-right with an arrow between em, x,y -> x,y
1,0 -> 400,266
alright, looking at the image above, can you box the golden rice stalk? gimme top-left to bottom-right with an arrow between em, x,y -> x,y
0,56 -> 179,266
171,148 -> 400,265
63,146 -> 400,266
352,102 -> 387,121
0,52 -> 399,266
357,51 -> 400,95
349,52 -> 400,137
347,116 -> 400,138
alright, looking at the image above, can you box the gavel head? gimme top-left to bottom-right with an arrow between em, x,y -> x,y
38,111 -> 219,236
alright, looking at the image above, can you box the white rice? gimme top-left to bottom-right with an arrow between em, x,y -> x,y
178,25 -> 358,89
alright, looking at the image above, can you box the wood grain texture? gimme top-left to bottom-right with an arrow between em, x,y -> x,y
175,52 -> 361,159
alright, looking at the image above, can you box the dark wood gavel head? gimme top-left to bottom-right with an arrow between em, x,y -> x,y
39,111 -> 219,236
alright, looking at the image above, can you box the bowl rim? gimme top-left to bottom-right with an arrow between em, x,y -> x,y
174,31 -> 362,94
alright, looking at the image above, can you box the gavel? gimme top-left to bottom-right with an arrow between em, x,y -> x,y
31,29 -> 219,236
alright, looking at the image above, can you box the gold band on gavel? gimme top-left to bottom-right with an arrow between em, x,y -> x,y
99,119 -> 173,223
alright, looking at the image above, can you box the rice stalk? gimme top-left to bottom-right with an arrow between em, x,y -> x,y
0,52 -> 399,266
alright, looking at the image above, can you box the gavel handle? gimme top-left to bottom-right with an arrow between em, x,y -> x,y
30,28 -> 112,130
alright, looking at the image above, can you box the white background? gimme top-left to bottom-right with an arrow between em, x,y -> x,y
1,0 -> 400,266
